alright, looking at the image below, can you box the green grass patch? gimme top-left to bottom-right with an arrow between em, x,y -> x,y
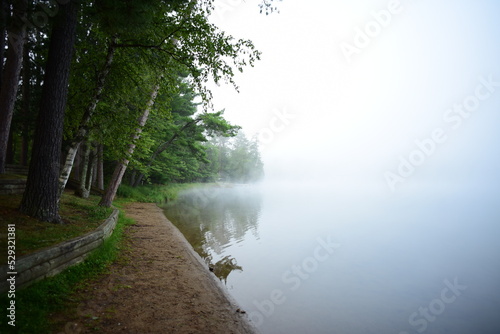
0,174 -> 26,180
0,193 -> 112,259
0,211 -> 135,334
0,183 -> 205,333
116,183 -> 202,204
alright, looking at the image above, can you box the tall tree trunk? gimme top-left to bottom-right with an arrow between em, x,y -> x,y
129,169 -> 137,186
0,0 -> 9,86
20,39 -> 30,166
58,40 -> 116,195
75,142 -> 96,199
86,148 -> 97,197
75,142 -> 90,198
6,129 -> 13,163
99,81 -> 160,207
20,1 -> 78,223
0,0 -> 28,173
91,152 -> 97,187
99,161 -> 127,208
96,144 -> 104,190
73,145 -> 81,182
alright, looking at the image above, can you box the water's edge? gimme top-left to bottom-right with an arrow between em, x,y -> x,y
157,204 -> 260,334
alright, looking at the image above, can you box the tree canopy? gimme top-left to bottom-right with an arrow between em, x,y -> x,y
0,0 -> 265,220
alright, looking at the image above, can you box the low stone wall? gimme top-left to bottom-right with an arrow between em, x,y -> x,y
0,209 -> 119,294
5,164 -> 29,175
0,179 -> 27,195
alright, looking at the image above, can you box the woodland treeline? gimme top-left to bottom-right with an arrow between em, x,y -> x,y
0,0 -> 264,223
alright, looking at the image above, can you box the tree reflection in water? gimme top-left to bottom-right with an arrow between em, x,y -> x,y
162,184 -> 261,283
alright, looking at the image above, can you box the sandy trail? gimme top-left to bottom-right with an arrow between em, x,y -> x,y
59,202 -> 256,334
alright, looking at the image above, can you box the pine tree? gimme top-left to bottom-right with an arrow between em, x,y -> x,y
20,0 -> 79,223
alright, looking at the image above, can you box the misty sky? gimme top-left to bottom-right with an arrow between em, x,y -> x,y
208,0 -> 500,194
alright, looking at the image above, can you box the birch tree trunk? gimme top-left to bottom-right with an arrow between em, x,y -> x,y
87,149 -> 97,198
99,81 -> 161,207
96,144 -> 104,190
20,40 -> 31,166
74,142 -> 97,199
58,40 -> 116,195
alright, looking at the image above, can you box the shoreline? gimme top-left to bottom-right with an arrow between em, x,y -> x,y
57,202 -> 258,333
154,203 -> 259,334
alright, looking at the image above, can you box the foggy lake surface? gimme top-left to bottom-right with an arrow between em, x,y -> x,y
162,182 -> 500,334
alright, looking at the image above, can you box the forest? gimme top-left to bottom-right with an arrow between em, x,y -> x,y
0,0 -> 265,223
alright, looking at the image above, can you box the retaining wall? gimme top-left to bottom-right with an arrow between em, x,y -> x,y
0,179 -> 26,195
1,164 -> 28,195
5,164 -> 29,175
0,209 -> 119,294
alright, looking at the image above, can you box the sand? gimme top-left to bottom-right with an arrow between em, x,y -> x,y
55,202 -> 257,334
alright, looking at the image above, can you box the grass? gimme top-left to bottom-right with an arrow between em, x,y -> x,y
116,183 -> 202,204
0,193 -> 112,259
0,183 -> 202,333
0,183 -> 197,258
0,209 -> 134,334
0,173 -> 26,180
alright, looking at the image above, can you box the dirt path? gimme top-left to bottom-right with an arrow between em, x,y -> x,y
58,202 -> 256,334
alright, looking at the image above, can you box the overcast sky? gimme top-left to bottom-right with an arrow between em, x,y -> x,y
208,0 -> 500,194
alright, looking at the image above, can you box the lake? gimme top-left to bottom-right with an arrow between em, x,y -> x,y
162,182 -> 500,334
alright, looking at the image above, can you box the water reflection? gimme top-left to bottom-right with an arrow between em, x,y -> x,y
162,184 -> 262,282
163,183 -> 500,334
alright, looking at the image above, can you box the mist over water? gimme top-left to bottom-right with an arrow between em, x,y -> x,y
183,1 -> 500,332
163,180 -> 500,334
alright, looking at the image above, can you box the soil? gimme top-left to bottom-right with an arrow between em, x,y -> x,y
55,202 -> 257,334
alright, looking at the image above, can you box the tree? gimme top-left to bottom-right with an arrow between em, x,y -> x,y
0,0 -> 9,85
99,79 -> 161,207
19,0 -> 78,223
58,0 -> 171,194
204,132 -> 264,183
0,0 -> 28,173
104,1 -> 261,108
57,0 -> 259,195
130,84 -> 240,186
58,38 -> 116,195
90,0 -> 259,205
74,141 -> 97,199
9,27 -> 48,167
6,0 -> 261,216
